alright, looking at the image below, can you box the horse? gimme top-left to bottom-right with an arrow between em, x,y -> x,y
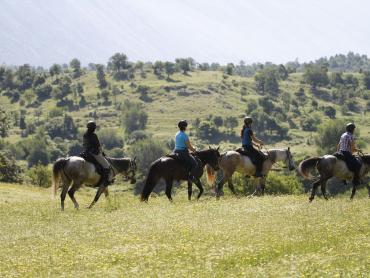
140,147 -> 221,202
298,153 -> 370,201
52,156 -> 137,210
206,147 -> 295,197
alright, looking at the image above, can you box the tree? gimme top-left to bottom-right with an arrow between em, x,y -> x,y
212,116 -> 223,130
329,72 -> 344,87
363,71 -> 370,89
224,116 -> 238,133
164,62 -> 176,79
315,119 -> 345,154
44,115 -> 77,139
153,61 -> 164,77
258,96 -> 275,113
175,58 -> 191,74
49,64 -> 62,79
27,164 -> 51,187
27,143 -> 50,167
121,101 -> 148,134
323,106 -> 336,119
254,68 -> 280,95
16,64 -> 34,91
69,58 -> 82,78
0,106 -> 11,138
278,64 -> 288,80
225,63 -> 234,75
0,152 -> 22,183
246,99 -> 258,113
111,85 -> 121,105
35,84 -> 52,101
97,129 -> 124,149
196,121 -> 217,139
108,53 -> 133,80
96,64 -> 107,88
302,64 -> 329,88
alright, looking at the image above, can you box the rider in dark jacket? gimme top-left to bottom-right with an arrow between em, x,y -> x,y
241,117 -> 265,177
337,123 -> 362,186
83,121 -> 112,186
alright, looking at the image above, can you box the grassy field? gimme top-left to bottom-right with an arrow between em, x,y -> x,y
0,183 -> 369,277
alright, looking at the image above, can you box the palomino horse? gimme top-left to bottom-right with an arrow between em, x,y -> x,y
207,148 -> 295,197
52,156 -> 137,210
298,154 -> 370,201
141,147 -> 221,202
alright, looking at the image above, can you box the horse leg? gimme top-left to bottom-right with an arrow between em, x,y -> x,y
350,183 -> 358,200
194,179 -> 204,200
260,177 -> 266,196
227,178 -> 237,195
88,185 -> 106,209
104,188 -> 109,198
188,180 -> 192,201
60,185 -> 69,211
165,179 -> 173,202
321,182 -> 328,200
367,184 -> 370,198
68,184 -> 80,209
309,179 -> 321,202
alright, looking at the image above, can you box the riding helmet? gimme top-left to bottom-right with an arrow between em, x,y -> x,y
244,117 -> 253,125
87,121 -> 97,130
346,122 -> 356,133
178,120 -> 188,129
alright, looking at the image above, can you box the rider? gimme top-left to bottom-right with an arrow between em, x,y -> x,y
173,120 -> 198,182
337,123 -> 362,186
241,117 -> 265,177
83,121 -> 112,186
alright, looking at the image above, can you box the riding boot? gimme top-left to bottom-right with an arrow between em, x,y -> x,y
254,162 -> 263,178
352,171 -> 360,186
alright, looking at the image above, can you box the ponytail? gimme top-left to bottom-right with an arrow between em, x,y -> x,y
240,125 -> 246,138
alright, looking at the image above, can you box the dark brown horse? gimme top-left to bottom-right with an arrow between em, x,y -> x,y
141,147 -> 221,202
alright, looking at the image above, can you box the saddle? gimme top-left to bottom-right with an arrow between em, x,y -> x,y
235,147 -> 267,161
78,151 -> 105,176
333,152 -> 362,172
166,153 -> 199,168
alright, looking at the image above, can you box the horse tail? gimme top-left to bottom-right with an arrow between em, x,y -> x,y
298,157 -> 321,180
205,164 -> 216,186
52,158 -> 68,198
141,160 -> 161,202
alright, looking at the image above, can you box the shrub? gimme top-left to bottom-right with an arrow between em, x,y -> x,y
265,172 -> 303,194
315,119 -> 346,154
97,129 -> 124,150
128,130 -> 149,143
27,164 -> 51,187
106,148 -> 125,158
121,101 -> 148,134
196,121 -> 218,139
0,152 -> 23,183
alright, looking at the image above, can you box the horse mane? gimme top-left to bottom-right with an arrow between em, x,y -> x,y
361,154 -> 370,165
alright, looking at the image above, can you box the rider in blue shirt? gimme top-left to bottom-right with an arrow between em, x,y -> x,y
174,120 -> 197,181
241,117 -> 265,177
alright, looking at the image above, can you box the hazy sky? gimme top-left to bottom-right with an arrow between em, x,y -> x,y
1,0 -> 369,66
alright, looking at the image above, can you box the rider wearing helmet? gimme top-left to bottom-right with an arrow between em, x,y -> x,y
241,117 -> 265,177
174,120 -> 197,182
337,123 -> 362,186
83,121 -> 112,186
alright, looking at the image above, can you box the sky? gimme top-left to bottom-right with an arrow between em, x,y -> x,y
0,0 -> 369,66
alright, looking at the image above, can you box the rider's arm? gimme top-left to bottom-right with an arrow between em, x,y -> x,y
251,134 -> 264,146
350,140 -> 360,152
186,139 -> 196,152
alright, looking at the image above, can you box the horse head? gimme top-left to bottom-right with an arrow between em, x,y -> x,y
205,146 -> 221,171
127,157 -> 137,184
285,147 -> 296,171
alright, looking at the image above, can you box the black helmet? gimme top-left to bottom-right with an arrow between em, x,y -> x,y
87,121 -> 97,130
178,120 -> 188,129
244,117 -> 253,125
346,123 -> 356,133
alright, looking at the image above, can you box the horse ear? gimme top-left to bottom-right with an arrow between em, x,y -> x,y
209,145 -> 211,149
133,156 -> 137,162
288,147 -> 290,151
217,146 -> 220,151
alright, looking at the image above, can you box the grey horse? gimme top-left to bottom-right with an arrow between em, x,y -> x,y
298,154 -> 370,201
52,156 -> 137,210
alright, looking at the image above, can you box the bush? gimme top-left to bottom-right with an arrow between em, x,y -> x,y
97,129 -> 124,149
121,101 -> 148,134
27,164 -> 51,187
106,148 -> 125,158
196,121 -> 218,139
27,144 -> 50,167
265,172 -> 303,194
0,152 -> 23,183
315,119 -> 346,154
128,130 -> 149,143
129,138 -> 167,176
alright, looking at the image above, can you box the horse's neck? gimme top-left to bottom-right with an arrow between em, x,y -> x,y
268,149 -> 286,164
108,158 -> 129,174
195,152 -> 209,165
